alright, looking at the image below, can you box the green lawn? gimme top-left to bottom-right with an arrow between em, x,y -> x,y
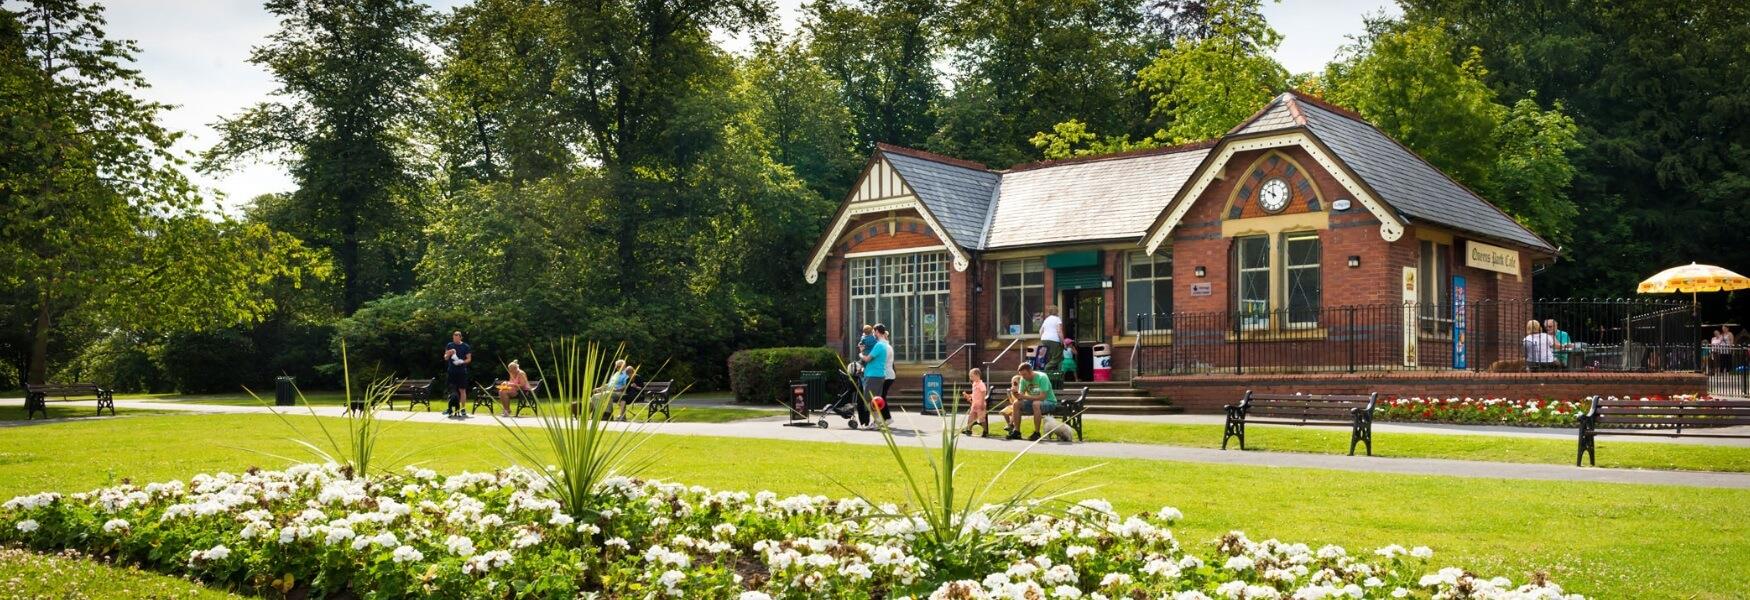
0,546 -> 241,599
1,414 -> 1747,598
0,401 -> 180,422
1084,419 -> 1750,473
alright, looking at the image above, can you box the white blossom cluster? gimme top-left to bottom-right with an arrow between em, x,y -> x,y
0,463 -> 1582,599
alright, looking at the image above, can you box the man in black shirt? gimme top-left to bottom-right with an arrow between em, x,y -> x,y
443,331 -> 472,418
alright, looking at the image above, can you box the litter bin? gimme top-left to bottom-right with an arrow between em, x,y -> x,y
921,372 -> 943,416
275,376 -> 297,406
1092,343 -> 1113,382
800,371 -> 828,410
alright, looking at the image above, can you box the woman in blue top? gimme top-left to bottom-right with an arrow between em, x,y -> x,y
597,360 -> 635,421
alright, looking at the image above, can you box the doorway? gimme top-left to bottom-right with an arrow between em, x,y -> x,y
1060,289 -> 1106,381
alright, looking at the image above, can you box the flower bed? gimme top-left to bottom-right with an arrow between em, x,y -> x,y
0,464 -> 1581,599
1375,395 -> 1708,428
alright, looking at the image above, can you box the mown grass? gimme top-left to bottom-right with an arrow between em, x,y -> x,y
0,414 -> 1746,598
0,546 -> 241,598
1083,419 -> 1750,473
0,402 -> 180,422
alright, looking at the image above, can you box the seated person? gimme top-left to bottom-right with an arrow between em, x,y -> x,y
1005,363 -> 1057,441
495,360 -> 533,417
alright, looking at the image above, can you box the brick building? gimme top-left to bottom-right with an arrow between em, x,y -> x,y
804,91 -> 1561,385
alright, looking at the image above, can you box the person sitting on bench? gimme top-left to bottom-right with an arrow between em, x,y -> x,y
1007,362 -> 1056,441
495,360 -> 532,418
596,361 -> 635,421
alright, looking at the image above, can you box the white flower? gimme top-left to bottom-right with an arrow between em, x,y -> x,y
1099,573 -> 1133,588
102,519 -> 129,533
1410,546 -> 1433,559
1051,585 -> 1083,599
15,519 -> 39,533
392,545 -> 424,563
1224,555 -> 1255,571
738,593 -> 774,600
839,562 -> 874,580
1374,544 -> 1407,559
445,534 -> 477,557
658,569 -> 686,595
1156,506 -> 1183,522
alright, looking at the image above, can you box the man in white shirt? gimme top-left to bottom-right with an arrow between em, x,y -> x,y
1039,306 -> 1064,372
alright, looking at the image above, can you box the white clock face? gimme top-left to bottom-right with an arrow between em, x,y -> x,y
1259,178 -> 1290,212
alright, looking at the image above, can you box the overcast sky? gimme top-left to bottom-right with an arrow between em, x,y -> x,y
100,0 -> 1397,212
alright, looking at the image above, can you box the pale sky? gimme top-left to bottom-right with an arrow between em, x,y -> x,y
100,0 -> 1397,212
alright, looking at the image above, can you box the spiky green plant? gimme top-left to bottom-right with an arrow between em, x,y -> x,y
495,339 -> 660,518
245,341 -> 426,479
843,376 -> 1102,580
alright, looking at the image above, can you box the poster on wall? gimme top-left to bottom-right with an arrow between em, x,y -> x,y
1452,276 -> 1467,369
1402,267 -> 1418,367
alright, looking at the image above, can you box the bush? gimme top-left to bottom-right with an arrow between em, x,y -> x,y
158,329 -> 259,394
726,347 -> 841,404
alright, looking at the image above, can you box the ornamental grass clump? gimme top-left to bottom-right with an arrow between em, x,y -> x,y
845,382 -> 1102,581
0,465 -> 1586,599
495,339 -> 659,519
245,341 -> 422,479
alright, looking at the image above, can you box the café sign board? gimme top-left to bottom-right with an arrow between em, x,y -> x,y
1465,241 -> 1520,276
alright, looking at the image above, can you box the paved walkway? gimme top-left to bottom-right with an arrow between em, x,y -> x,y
7,399 -> 1750,489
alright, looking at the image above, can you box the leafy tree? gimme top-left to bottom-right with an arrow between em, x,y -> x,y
930,0 -> 1162,167
741,37 -> 862,201
1031,0 -> 1285,157
203,0 -> 433,314
1401,0 -> 1750,307
430,0 -> 571,186
0,0 -> 324,385
804,0 -> 943,151
1318,20 -> 1580,245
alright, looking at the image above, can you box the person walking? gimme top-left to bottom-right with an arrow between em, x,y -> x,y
1007,362 -> 1056,441
495,360 -> 532,417
960,367 -> 990,437
858,325 -> 893,428
1039,307 -> 1065,373
443,331 -> 473,419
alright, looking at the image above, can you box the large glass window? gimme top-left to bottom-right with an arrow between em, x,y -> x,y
846,251 -> 950,362
1418,240 -> 1453,335
1236,236 -> 1271,329
996,259 -> 1044,337
1126,251 -> 1173,332
1284,234 -> 1321,327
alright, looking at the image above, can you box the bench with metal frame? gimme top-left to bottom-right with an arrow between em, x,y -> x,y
1223,391 -> 1379,456
471,379 -> 544,416
347,379 -> 434,414
23,383 -> 115,420
1576,398 -> 1750,466
634,380 -> 674,420
985,384 -> 1087,441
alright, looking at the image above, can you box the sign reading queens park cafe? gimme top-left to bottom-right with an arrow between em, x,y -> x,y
1465,241 -> 1521,276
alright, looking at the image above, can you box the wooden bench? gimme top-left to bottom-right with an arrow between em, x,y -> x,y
23,383 -> 115,420
348,379 -> 434,414
633,380 -> 674,420
470,379 -> 544,416
1223,391 -> 1379,456
986,384 -> 1087,441
1577,398 -> 1750,466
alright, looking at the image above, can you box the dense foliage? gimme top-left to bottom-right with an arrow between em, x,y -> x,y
727,347 -> 845,405
0,465 -> 1583,599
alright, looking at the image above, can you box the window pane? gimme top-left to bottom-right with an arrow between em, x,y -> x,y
1153,279 -> 1173,315
1287,236 -> 1320,266
1239,272 -> 1270,312
1287,267 -> 1321,324
1239,237 -> 1269,269
1126,281 -> 1151,330
1023,287 -> 1043,334
1023,260 -> 1043,285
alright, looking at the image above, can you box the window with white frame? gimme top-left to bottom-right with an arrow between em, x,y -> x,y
1236,236 -> 1271,329
846,251 -> 950,362
1418,240 -> 1452,335
1125,251 -> 1173,332
1283,234 -> 1322,327
996,259 -> 1044,337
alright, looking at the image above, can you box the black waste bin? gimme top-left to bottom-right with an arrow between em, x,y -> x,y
799,371 -> 828,410
275,376 -> 297,406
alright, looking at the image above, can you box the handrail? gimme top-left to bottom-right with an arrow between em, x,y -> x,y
932,343 -> 977,371
981,338 -> 1023,379
1130,330 -> 1143,381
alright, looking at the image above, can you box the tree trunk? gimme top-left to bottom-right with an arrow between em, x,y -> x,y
27,288 -> 52,385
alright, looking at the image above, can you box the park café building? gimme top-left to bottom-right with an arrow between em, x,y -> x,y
804,91 -> 1695,410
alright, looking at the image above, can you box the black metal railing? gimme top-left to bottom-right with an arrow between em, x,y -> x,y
1133,298 -> 1711,377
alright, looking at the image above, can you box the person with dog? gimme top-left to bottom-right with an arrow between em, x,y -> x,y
1006,362 -> 1056,441
442,331 -> 473,419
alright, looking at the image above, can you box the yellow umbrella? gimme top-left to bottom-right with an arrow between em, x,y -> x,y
1636,262 -> 1750,313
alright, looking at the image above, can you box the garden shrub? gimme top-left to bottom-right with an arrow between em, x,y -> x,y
158,329 -> 260,394
727,346 -> 842,404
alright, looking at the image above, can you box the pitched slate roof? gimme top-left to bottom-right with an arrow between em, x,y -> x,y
984,144 -> 1213,249
877,145 -> 1001,250
1236,93 -> 1556,252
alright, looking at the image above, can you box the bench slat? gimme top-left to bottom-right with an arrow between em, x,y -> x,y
1249,395 -> 1373,404
1250,408 -> 1362,418
1247,418 -> 1357,426
1599,407 -> 1750,416
1598,400 -> 1750,408
1597,418 -> 1750,427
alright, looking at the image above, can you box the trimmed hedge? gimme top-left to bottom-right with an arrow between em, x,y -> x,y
727,347 -> 842,404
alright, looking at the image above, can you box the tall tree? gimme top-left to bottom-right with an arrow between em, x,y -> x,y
0,0 -> 323,385
1317,20 -> 1580,245
804,0 -> 943,151
1402,0 -> 1750,306
930,0 -> 1163,167
1030,0 -> 1286,157
741,37 -> 861,201
203,0 -> 433,314
430,0 -> 571,187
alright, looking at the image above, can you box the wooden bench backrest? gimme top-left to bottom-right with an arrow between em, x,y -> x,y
642,380 -> 672,393
25,383 -> 104,395
389,379 -> 433,395
1588,399 -> 1750,428
1241,391 -> 1377,419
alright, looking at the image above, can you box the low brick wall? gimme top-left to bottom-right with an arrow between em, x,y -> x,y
1134,371 -> 1709,413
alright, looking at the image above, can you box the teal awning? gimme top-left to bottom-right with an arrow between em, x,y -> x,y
1045,250 -> 1099,269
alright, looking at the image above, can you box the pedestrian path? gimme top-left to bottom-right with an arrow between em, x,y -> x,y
8,398 -> 1750,489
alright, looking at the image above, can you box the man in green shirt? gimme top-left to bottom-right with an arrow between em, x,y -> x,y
1008,362 -> 1057,441
1544,319 -> 1573,367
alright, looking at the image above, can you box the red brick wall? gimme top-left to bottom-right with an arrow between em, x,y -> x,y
1135,371 -> 1709,413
